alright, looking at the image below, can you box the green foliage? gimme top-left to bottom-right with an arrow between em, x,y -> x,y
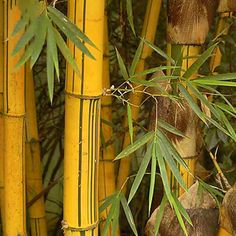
14,0 -> 95,102
109,33 -> 236,235
99,192 -> 138,236
19,0 -> 236,235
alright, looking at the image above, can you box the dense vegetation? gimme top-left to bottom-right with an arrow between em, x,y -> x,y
0,0 -> 236,236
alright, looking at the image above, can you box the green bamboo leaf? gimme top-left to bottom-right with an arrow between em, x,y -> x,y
171,196 -> 190,235
149,140 -> 157,215
185,81 -> 219,118
111,204 -> 120,236
215,103 -> 236,117
182,44 -> 217,79
127,103 -> 134,144
172,194 -> 192,225
47,21 -> 59,79
115,48 -> 129,80
99,193 -> 117,213
159,138 -> 187,192
129,75 -> 178,87
201,181 -> 223,208
156,142 -> 172,204
129,66 -> 180,78
12,20 -> 37,56
126,0 -> 136,35
121,194 -> 138,236
129,77 -> 158,87
115,131 -> 154,160
101,195 -> 120,236
130,40 -> 143,75
158,119 -> 186,138
142,39 -> 175,65
196,73 -> 236,81
53,28 -> 80,75
30,14 -> 47,68
154,194 -> 168,236
205,116 -> 233,140
178,84 -> 207,124
215,108 -> 236,140
197,84 -> 235,115
14,43 -> 33,70
12,17 -> 28,36
47,6 -> 96,48
128,144 -> 152,203
158,131 -> 189,170
193,79 -> 236,87
47,38 -> 55,103
48,11 -> 95,60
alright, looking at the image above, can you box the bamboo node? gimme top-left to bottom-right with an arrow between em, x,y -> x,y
65,90 -> 102,100
182,154 -> 198,160
61,220 -> 100,232
2,113 -> 25,118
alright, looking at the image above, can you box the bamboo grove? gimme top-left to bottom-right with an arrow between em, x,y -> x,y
0,0 -> 236,236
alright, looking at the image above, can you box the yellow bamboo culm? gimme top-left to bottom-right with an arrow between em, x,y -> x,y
176,46 -> 200,196
64,1 -> 105,235
99,13 -> 119,236
25,64 -> 48,236
218,228 -> 232,236
2,1 -> 26,235
117,0 -> 162,192
166,45 -> 200,196
0,0 -> 4,226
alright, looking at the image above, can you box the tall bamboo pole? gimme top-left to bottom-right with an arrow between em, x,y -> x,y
2,1 -> 26,235
167,0 -> 218,196
0,0 -> 4,227
117,0 -> 162,192
63,1 -> 105,235
25,64 -> 47,236
99,13 -> 119,236
210,0 -> 236,72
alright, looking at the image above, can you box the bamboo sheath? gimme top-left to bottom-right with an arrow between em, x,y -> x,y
25,64 -> 47,236
2,1 -> 26,235
167,0 -> 218,196
64,1 -> 104,235
0,0 -> 4,226
117,0 -> 162,191
99,14 -> 119,236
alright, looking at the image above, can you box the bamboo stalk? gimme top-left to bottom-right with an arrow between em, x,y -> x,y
63,1 -> 105,235
167,0 -> 218,196
218,227 -> 232,236
25,64 -> 47,236
117,0 -> 162,192
99,13 -> 119,236
218,0 -> 236,12
2,1 -> 26,235
0,0 -> 4,227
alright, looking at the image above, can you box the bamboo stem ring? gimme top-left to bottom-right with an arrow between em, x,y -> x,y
3,113 -> 25,118
61,220 -> 100,232
65,90 -> 102,100
182,154 -> 198,160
